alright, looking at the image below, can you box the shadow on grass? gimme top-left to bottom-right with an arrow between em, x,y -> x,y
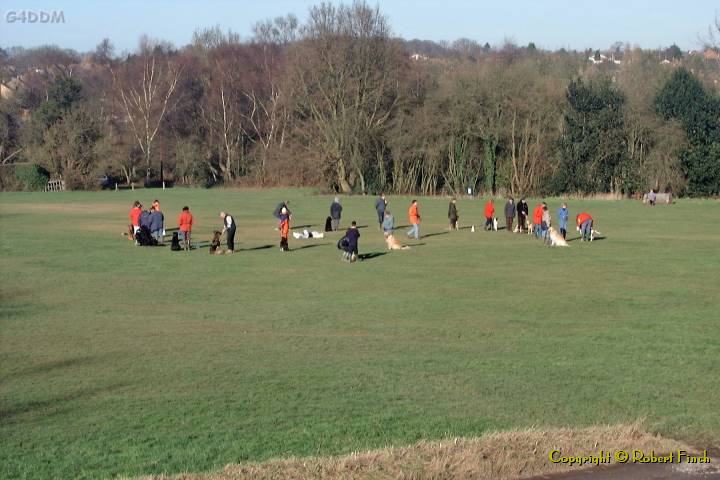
291,224 -> 313,230
567,236 -> 606,243
0,383 -> 128,421
359,252 -> 388,261
294,243 -> 330,250
422,231 -> 449,239
239,244 -> 274,251
0,355 -> 110,383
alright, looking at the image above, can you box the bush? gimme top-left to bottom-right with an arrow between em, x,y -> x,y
14,164 -> 50,191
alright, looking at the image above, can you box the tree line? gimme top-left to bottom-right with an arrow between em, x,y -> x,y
1,2 -> 719,196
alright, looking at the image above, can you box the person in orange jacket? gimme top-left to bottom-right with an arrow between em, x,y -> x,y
178,206 -> 193,250
279,207 -> 290,251
576,212 -> 593,242
484,199 -> 495,230
128,201 -> 142,241
532,203 -> 544,238
406,200 -> 420,240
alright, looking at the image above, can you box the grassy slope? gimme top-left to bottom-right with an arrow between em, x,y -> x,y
0,189 -> 718,480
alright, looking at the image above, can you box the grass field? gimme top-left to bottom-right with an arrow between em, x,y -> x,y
1,188 -> 719,480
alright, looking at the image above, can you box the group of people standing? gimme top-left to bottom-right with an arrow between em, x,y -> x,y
127,193 -> 596,257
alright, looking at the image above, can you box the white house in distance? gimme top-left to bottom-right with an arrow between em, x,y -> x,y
410,52 -> 428,61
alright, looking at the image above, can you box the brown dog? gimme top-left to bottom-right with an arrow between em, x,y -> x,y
209,231 -> 227,254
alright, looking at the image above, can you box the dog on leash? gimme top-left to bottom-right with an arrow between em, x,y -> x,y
547,227 -> 569,247
385,234 -> 411,250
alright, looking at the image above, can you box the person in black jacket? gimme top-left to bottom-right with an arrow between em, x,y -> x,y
220,212 -> 236,253
448,197 -> 458,230
504,197 -> 516,233
344,221 -> 360,262
330,197 -> 342,231
517,197 -> 529,233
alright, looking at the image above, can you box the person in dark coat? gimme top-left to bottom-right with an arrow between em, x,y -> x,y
344,221 -> 360,262
139,208 -> 152,230
517,197 -> 529,233
504,197 -> 516,233
148,206 -> 164,244
273,200 -> 291,229
448,198 -> 458,230
220,211 -> 236,253
374,193 -> 387,228
330,197 -> 342,231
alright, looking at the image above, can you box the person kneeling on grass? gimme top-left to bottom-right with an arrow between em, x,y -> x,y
344,221 -> 360,262
576,212 -> 593,242
178,206 -> 193,251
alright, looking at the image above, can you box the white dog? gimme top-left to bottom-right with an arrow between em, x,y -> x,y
292,229 -> 324,239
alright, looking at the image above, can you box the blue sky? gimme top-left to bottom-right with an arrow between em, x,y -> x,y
1,0 -> 717,53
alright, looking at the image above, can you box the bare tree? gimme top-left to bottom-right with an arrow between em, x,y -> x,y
289,1 -> 404,192
112,46 -> 181,181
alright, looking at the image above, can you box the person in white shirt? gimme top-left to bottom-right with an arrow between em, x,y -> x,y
220,212 -> 236,253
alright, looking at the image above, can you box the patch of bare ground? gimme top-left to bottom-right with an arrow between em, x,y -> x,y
130,423 -> 699,480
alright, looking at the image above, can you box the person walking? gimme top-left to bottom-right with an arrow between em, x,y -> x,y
407,200 -> 420,240
220,211 -> 236,253
517,197 -> 529,233
178,206 -> 193,251
330,197 -> 342,231
557,203 -> 569,239
382,210 -> 395,237
149,205 -> 164,245
344,221 -> 360,262
484,198 -> 495,231
504,197 -> 516,233
448,198 -> 459,230
576,212 -> 594,242
375,193 -> 387,228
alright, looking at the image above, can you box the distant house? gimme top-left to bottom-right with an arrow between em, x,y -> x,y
410,52 -> 428,61
588,52 -> 622,65
702,49 -> 720,61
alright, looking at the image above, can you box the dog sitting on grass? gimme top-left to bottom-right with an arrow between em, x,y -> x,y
547,227 -> 569,247
209,231 -> 228,255
385,234 -> 411,250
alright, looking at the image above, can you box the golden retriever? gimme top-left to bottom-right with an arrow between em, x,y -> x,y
548,227 -> 569,247
385,234 -> 411,250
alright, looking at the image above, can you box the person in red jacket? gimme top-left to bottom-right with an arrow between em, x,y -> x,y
178,206 -> 193,251
532,203 -> 544,238
576,212 -> 593,242
484,199 -> 495,230
128,201 -> 142,242
406,200 -> 420,240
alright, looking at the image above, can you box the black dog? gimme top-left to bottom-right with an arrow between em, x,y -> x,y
170,232 -> 181,251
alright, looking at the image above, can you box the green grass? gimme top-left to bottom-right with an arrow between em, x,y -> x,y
1,188 -> 719,480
